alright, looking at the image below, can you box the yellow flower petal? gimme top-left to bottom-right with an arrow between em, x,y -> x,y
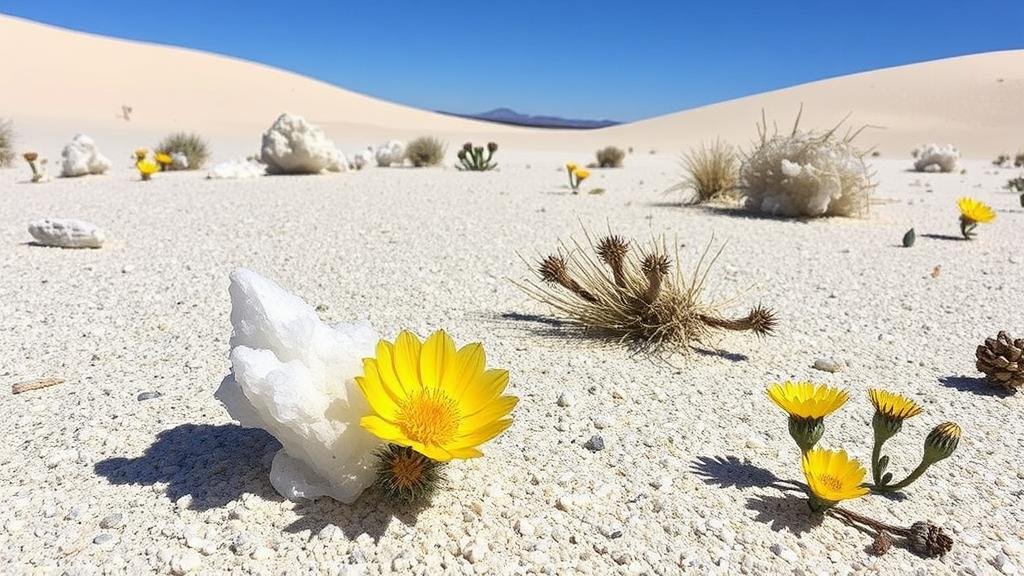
360,415 -> 404,441
457,368 -> 508,414
420,329 -> 455,390
447,447 -> 484,459
450,418 -> 512,450
373,341 -> 410,401
441,342 -> 486,399
356,369 -> 400,421
460,395 -> 518,431
802,448 -> 870,504
393,330 -> 423,393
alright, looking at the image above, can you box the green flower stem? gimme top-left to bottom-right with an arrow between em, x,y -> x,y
871,438 -> 885,485
870,459 -> 931,493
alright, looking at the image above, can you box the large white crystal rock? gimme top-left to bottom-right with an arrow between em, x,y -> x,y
259,113 -> 347,175
375,140 -> 405,167
60,134 -> 112,177
28,218 -> 105,248
913,143 -> 960,173
216,269 -> 383,503
206,159 -> 266,180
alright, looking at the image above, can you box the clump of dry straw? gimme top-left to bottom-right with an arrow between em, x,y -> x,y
517,229 -> 776,353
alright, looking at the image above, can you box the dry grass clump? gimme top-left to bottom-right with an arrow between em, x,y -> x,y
405,136 -> 446,167
670,140 -> 738,204
155,132 -> 210,170
738,109 -> 875,218
517,230 -> 776,354
595,146 -> 625,168
0,119 -> 14,168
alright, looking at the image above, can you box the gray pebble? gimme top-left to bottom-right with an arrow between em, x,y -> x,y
137,391 -> 162,401
584,435 -> 605,451
93,533 -> 114,545
812,358 -> 843,373
99,513 -> 124,529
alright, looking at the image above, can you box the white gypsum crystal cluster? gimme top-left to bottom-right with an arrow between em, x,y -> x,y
216,269 -> 383,503
912,143 -> 960,173
260,113 -> 347,175
738,115 -> 874,218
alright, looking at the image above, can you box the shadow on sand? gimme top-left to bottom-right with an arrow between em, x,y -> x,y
938,374 -> 1013,397
94,423 -> 428,540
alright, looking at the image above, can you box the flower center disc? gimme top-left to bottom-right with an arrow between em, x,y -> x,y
819,474 -> 843,493
397,390 -> 459,446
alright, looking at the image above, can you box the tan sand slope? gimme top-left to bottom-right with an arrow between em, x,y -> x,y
2,14 -> 1022,157
601,50 -> 1024,157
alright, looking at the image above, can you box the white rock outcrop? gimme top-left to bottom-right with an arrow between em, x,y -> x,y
206,159 -> 266,180
913,143 -> 960,173
216,269 -> 383,503
259,113 -> 347,175
375,140 -> 405,167
170,152 -> 189,170
350,147 -> 374,170
28,218 -> 105,248
59,135 -> 112,177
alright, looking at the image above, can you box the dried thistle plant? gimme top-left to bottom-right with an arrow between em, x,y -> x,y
517,229 -> 775,353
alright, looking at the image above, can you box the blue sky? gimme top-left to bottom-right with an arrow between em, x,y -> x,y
2,1 -> 1021,121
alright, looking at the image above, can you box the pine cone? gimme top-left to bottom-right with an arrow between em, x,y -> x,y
908,521 -> 953,558
976,331 -> 1024,392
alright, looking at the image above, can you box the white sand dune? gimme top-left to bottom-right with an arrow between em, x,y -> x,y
3,13 -> 1023,576
3,14 -> 1023,158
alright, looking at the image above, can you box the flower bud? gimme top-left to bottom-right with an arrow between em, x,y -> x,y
487,142 -> 498,153
788,417 -> 824,453
923,422 -> 960,463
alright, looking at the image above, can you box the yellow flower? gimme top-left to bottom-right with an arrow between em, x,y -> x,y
566,162 -> 578,172
357,330 -> 517,461
155,152 -> 173,167
137,160 -> 160,178
767,381 -> 848,420
802,448 -> 869,507
573,168 -> 590,181
957,197 -> 995,223
868,388 -> 922,422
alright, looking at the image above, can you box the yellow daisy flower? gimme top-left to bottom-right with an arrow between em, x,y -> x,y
137,160 -> 160,180
957,197 -> 995,224
573,168 -> 590,181
868,388 -> 922,422
767,381 -> 848,420
566,162 -> 578,172
155,152 -> 173,167
802,448 -> 869,508
358,330 -> 518,462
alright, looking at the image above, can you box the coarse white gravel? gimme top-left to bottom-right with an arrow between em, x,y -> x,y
0,154 -> 1021,575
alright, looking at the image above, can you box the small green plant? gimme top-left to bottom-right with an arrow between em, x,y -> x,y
405,136 -> 446,167
670,140 -> 738,204
456,142 -> 498,171
902,228 -> 915,248
155,132 -> 210,170
1007,176 -> 1024,192
1015,152 -> 1024,168
0,119 -> 14,168
595,146 -> 625,168
993,153 -> 1010,167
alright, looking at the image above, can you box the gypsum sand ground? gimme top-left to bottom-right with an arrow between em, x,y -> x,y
0,154 -> 1021,575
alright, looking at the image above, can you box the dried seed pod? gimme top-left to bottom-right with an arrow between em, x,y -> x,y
596,235 -> 630,288
907,522 -> 953,558
871,531 -> 892,556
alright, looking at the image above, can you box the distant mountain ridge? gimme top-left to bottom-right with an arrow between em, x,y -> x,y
438,107 -> 620,129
